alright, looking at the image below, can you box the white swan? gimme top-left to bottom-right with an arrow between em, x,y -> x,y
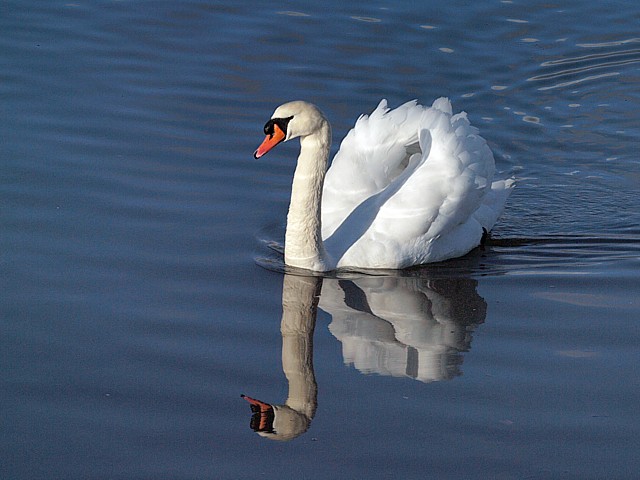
254,98 -> 514,271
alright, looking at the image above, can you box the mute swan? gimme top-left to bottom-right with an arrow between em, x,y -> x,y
254,98 -> 514,271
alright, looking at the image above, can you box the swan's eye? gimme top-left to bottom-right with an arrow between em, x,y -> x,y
263,120 -> 275,136
264,116 -> 294,138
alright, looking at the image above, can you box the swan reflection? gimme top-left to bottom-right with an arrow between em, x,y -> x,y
321,276 -> 486,383
242,271 -> 486,440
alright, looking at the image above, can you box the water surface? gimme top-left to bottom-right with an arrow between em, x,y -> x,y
3,1 -> 640,479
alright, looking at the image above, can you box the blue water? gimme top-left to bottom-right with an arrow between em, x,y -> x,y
3,1 -> 640,479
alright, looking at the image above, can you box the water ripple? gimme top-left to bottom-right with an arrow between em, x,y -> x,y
541,48 -> 640,67
528,45 -> 640,90
535,72 -> 620,91
577,37 -> 640,48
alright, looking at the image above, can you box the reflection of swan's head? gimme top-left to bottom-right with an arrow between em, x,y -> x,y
241,394 -> 311,442
254,101 -> 328,158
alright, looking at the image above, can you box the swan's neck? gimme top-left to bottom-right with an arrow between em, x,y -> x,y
285,122 -> 332,271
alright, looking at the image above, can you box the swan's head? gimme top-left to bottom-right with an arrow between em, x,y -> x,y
254,101 -> 327,159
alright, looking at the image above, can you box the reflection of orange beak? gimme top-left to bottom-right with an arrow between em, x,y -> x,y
241,394 -> 271,410
241,394 -> 275,433
254,124 -> 286,159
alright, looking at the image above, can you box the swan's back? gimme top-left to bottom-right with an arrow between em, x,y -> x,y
321,98 -> 514,269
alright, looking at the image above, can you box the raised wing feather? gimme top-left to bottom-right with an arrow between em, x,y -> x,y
321,99 -> 425,238
322,98 -> 513,269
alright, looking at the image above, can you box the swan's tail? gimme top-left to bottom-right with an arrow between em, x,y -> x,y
474,177 -> 516,231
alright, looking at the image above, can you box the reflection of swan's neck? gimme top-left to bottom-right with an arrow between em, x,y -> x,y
285,123 -> 332,271
280,274 -> 320,420
243,275 -> 320,441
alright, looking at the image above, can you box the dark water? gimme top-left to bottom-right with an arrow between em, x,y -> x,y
3,1 -> 640,479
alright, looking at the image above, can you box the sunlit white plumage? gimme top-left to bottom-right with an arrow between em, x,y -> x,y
254,98 -> 514,271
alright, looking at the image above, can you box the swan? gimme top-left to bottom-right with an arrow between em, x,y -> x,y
254,98 -> 514,271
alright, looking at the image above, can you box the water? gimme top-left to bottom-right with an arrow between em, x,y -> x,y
2,1 -> 640,479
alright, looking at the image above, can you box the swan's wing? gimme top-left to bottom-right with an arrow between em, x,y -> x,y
326,98 -> 514,268
321,99 -> 425,238
377,102 -> 494,236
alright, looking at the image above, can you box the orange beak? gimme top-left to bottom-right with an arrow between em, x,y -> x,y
254,124 -> 286,159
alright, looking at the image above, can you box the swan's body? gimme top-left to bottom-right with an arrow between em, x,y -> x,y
255,98 -> 514,271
